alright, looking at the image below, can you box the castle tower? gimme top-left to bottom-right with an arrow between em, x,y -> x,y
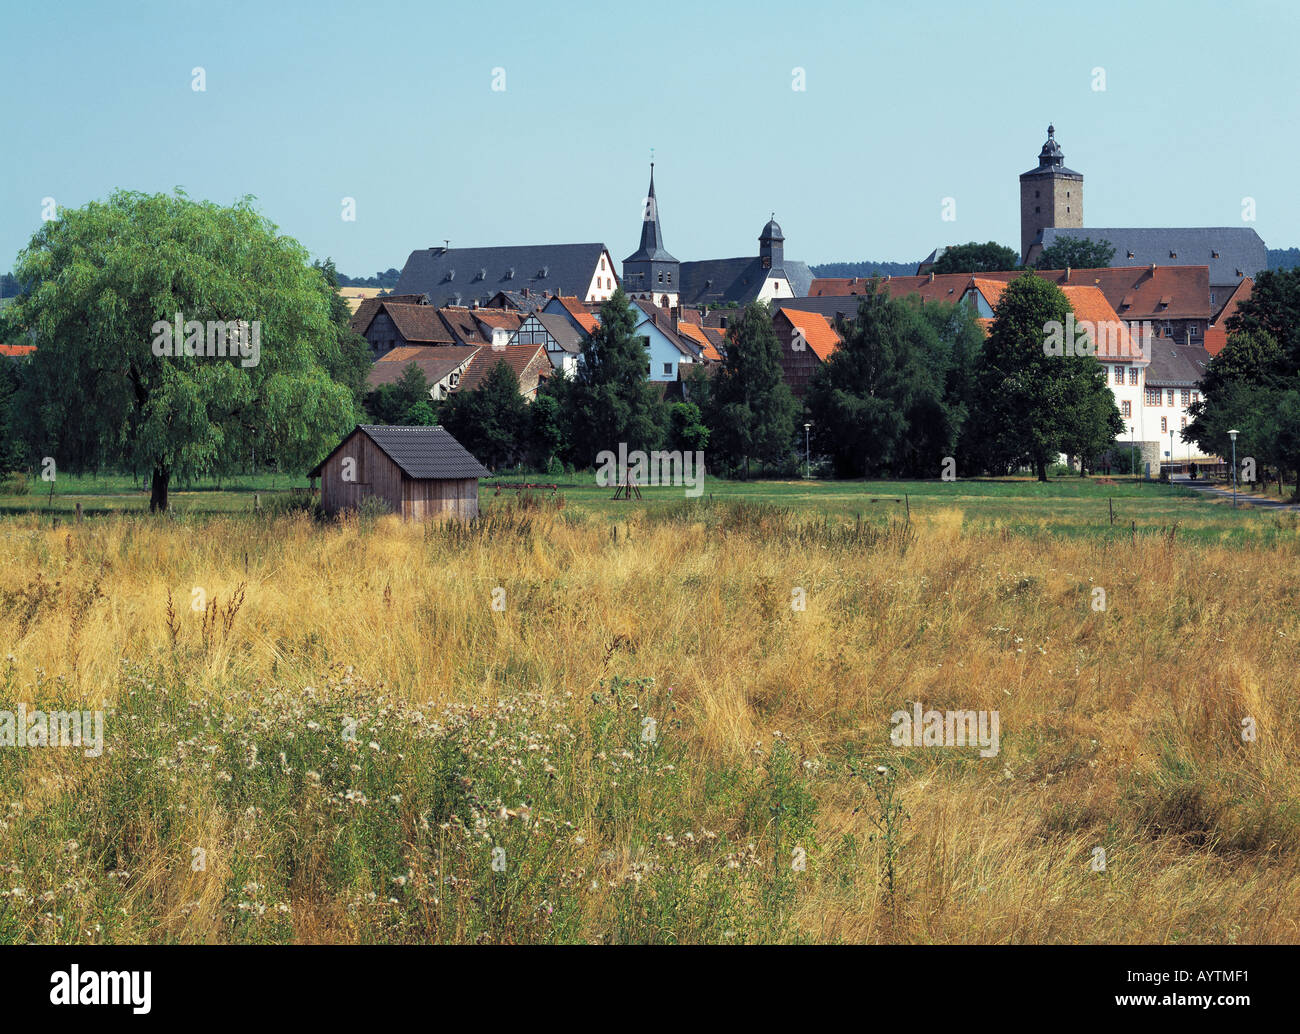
622,163 -> 679,309
1019,124 -> 1083,263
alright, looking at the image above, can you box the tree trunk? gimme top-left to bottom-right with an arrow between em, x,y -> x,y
1036,456 -> 1048,482
149,466 -> 170,513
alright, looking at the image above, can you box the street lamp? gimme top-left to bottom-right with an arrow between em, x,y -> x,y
1170,429 -> 1175,478
1228,429 -> 1239,507
804,423 -> 812,479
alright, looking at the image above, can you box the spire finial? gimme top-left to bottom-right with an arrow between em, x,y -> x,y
1047,123 -> 1055,137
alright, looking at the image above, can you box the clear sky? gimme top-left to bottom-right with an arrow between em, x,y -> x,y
2,0 -> 1294,276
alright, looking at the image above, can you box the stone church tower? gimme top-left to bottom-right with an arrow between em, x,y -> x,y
623,164 -> 680,309
1019,125 -> 1083,263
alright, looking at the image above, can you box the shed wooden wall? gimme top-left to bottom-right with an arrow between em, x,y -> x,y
319,431 -> 405,516
403,477 -> 478,520
319,431 -> 479,520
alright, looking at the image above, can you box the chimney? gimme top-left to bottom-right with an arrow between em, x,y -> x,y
928,271 -> 935,283
1065,266 -> 1071,281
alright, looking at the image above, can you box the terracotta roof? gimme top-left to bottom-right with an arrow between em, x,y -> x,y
1204,277 -> 1253,356
438,307 -> 487,345
474,309 -> 524,331
677,322 -> 722,361
811,267 -> 1212,322
968,277 -> 1010,310
0,344 -> 36,357
631,298 -> 696,356
556,295 -> 599,333
350,294 -> 428,336
1059,285 -> 1138,359
366,348 -> 479,390
779,309 -> 841,361
458,343 -> 549,392
384,303 -> 456,344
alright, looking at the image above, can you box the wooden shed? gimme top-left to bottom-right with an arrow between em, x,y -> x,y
308,424 -> 491,520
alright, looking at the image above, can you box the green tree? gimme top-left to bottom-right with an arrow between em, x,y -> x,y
402,400 -> 437,426
1034,237 -> 1116,271
966,274 -> 1120,480
366,363 -> 431,424
806,285 -> 968,477
438,361 -> 528,470
1186,269 -> 1300,492
667,401 -> 710,453
5,190 -> 358,510
705,302 -> 797,476
552,288 -> 664,465
313,257 -> 376,407
930,241 -> 1020,274
525,392 -> 563,471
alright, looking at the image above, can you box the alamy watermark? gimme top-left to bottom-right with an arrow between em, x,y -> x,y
1043,316 -> 1154,359
0,704 -> 104,757
890,702 -> 1000,757
151,313 -> 261,368
595,443 -> 705,497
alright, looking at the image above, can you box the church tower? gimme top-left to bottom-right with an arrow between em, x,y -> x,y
1019,124 -> 1083,263
622,164 -> 679,309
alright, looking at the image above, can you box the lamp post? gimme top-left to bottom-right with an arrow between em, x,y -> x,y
1170,429 -> 1175,478
1228,429 -> 1239,507
804,423 -> 812,479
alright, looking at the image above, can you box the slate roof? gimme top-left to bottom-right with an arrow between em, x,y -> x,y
1144,340 -> 1212,387
1035,227 -> 1266,286
533,312 -> 585,353
676,257 -> 814,306
395,244 -> 610,307
309,425 -> 490,479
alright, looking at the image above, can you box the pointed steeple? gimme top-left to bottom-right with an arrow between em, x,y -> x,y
626,163 -> 678,263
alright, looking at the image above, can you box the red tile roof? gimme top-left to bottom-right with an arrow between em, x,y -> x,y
383,303 -> 456,344
677,321 -> 723,361
778,309 -> 842,361
811,266 -> 1212,322
0,344 -> 35,357
458,343 -> 549,393
1204,277 -> 1253,356
556,295 -> 599,333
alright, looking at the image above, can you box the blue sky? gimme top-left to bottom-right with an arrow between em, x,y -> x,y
2,0 -> 1295,276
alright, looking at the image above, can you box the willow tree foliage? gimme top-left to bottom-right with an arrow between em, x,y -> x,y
7,190 -> 359,509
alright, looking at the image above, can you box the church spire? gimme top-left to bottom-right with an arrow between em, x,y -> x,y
624,162 -> 678,264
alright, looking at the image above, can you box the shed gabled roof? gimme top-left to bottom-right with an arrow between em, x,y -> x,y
309,425 -> 491,479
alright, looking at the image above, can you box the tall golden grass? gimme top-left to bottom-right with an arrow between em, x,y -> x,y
0,502 -> 1297,943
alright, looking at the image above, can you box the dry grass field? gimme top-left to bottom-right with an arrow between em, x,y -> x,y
1,492 -> 1297,943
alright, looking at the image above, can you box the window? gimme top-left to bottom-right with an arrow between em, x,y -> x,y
1181,417 -> 1187,429
666,273 -> 672,284
1146,386 -> 1161,406
1035,206 -> 1041,214
663,363 -> 672,376
1181,388 -> 1190,406
1114,366 -> 1123,384
658,272 -> 663,283
1129,367 -> 1138,385
1161,416 -> 1167,433
1167,390 -> 1175,406
1192,390 -> 1199,403
1121,399 -> 1132,418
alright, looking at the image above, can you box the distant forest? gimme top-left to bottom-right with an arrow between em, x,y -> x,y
809,260 -> 919,278
337,268 -> 401,289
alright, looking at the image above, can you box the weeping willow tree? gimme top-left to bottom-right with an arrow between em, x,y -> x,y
6,190 -> 360,510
